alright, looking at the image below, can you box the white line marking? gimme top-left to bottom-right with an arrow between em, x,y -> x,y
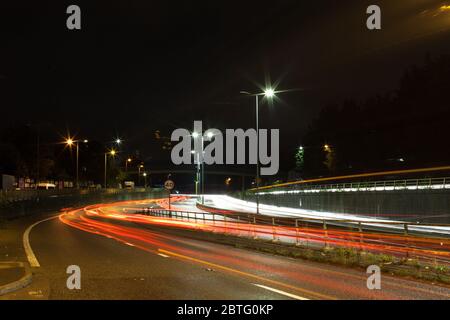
23,215 -> 59,268
253,283 -> 310,300
158,253 -> 170,258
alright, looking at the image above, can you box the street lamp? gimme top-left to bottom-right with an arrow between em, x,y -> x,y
104,149 -> 117,188
65,137 -> 88,189
138,164 -> 144,186
190,150 -> 199,195
191,131 -> 214,204
125,157 -> 132,172
264,88 -> 275,98
192,133 -> 203,201
143,172 -> 147,188
240,88 -> 276,214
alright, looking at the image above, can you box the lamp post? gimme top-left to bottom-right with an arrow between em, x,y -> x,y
65,138 -> 88,189
125,157 -> 132,172
138,164 -> 144,186
192,132 -> 203,202
143,172 -> 147,188
104,149 -> 116,188
192,131 -> 213,204
191,150 -> 199,195
240,88 -> 275,214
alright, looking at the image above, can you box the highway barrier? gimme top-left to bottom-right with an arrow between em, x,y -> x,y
135,203 -> 450,266
242,177 -> 450,223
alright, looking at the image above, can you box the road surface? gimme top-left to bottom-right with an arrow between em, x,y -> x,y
4,198 -> 450,300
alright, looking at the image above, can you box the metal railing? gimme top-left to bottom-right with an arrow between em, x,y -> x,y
136,205 -> 450,265
254,177 -> 450,195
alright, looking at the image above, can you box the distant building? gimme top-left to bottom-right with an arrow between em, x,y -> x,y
1,174 -> 16,191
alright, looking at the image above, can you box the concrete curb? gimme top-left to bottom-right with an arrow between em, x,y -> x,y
0,262 -> 33,296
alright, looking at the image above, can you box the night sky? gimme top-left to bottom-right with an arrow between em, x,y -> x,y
1,0 -> 450,170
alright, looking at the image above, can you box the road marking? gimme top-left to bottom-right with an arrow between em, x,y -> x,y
23,215 -> 60,268
158,253 -> 170,258
253,283 -> 309,300
158,249 -> 335,300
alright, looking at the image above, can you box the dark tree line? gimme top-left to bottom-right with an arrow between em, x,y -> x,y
0,125 -> 127,186
298,54 -> 450,178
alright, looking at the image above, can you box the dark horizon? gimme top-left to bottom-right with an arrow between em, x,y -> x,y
1,0 -> 450,187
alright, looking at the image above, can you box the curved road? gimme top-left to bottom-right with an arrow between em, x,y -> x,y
9,198 -> 450,300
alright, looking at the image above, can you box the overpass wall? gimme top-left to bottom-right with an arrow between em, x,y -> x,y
243,190 -> 450,223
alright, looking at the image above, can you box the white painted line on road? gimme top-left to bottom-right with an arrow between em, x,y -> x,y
253,283 -> 309,300
23,215 -> 60,268
157,253 -> 170,258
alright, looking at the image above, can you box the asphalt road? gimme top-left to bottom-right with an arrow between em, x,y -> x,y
3,199 -> 450,300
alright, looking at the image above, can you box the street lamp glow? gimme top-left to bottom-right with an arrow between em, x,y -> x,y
127,158 -> 132,162
143,172 -> 147,177
264,88 -> 275,98
110,149 -> 117,156
66,138 -> 74,146
115,139 -> 122,145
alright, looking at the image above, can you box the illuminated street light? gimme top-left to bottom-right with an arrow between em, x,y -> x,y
142,172 -> 148,188
66,138 -> 74,146
104,149 -> 117,188
138,164 -> 144,186
240,87 -> 277,215
191,131 -> 208,202
115,138 -> 122,145
125,157 -> 132,172
264,88 -> 275,98
64,137 -> 88,189
190,146 -> 200,196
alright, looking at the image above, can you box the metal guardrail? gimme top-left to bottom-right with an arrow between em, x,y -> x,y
254,177 -> 450,194
136,205 -> 450,264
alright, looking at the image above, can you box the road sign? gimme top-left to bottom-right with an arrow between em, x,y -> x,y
164,179 -> 175,190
